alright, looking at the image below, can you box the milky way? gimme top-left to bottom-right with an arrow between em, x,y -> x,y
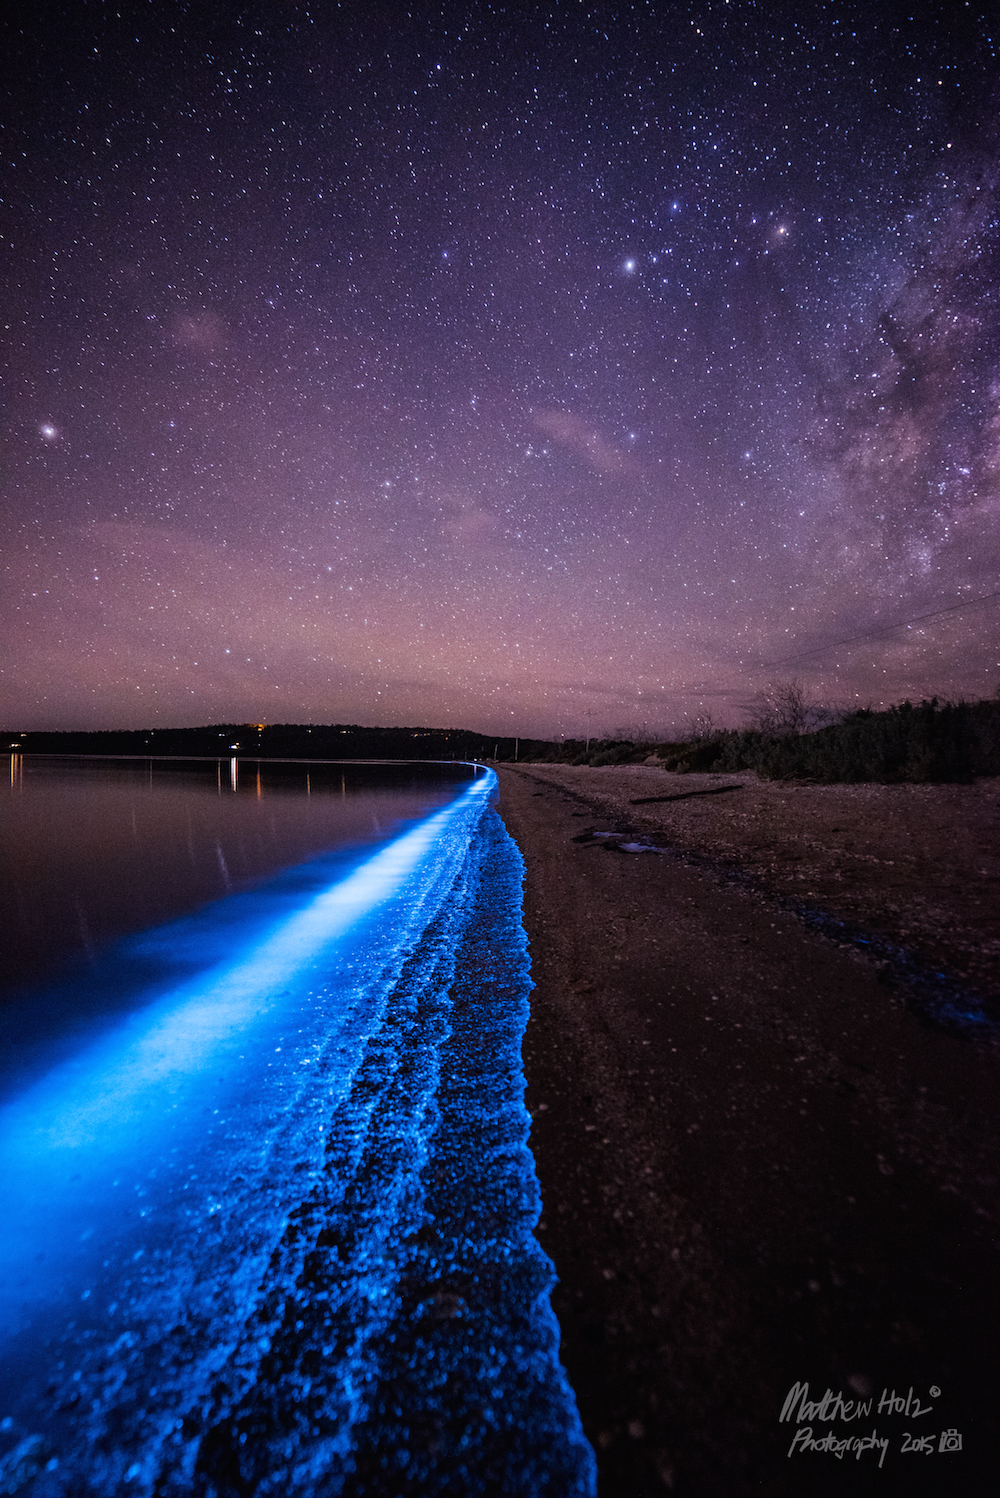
2,1 -> 998,735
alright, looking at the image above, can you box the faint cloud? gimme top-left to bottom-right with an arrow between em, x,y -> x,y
532,409 -> 642,476
438,492 -> 499,545
171,309 -> 230,357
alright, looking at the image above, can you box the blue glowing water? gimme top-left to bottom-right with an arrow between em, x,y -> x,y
0,762 -> 595,1496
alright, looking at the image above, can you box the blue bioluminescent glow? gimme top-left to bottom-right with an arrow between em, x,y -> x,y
1,778 -> 490,1158
0,769 -> 595,1497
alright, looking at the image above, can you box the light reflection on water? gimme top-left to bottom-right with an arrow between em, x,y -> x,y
0,758 -> 595,1496
1,756 -> 473,1002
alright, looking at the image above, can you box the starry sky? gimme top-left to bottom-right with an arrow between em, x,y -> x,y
3,1 -> 999,737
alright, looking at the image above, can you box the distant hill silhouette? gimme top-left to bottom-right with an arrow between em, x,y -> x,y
1,722 -> 536,762
7,697 -> 1000,780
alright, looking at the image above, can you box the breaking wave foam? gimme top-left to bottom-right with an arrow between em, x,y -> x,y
0,772 -> 595,1497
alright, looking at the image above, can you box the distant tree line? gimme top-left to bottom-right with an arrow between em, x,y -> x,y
7,693 -> 1000,780
2,723 -> 517,762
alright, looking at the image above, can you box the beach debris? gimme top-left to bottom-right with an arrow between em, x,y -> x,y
570,829 -> 662,853
630,784 -> 744,805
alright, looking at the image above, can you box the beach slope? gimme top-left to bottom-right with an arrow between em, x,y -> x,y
496,765 -> 1000,1497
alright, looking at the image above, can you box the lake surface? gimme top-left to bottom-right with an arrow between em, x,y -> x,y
0,756 -> 595,1497
2,756 -> 472,1002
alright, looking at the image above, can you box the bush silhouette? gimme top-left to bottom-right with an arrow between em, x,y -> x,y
544,697 -> 1000,782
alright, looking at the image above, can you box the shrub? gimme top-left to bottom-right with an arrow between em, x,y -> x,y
681,698 -> 1000,783
516,699 -> 1000,781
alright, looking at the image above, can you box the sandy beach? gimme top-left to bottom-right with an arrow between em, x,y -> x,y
496,765 -> 1000,1497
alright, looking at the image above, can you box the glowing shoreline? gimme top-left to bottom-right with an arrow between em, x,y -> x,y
0,775 -> 493,1159
0,768 -> 595,1496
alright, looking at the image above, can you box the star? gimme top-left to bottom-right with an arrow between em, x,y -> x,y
2,4 -> 996,735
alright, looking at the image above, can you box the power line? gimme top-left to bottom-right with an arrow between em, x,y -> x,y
761,587 -> 1000,669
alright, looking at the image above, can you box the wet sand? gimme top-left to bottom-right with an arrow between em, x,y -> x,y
495,766 -> 1000,1497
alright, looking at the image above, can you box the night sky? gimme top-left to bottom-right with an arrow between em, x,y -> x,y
3,1 -> 998,737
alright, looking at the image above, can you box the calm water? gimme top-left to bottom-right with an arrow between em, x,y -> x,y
2,756 -> 473,1002
0,756 -> 595,1496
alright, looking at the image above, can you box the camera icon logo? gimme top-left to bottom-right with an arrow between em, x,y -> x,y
938,1429 -> 962,1453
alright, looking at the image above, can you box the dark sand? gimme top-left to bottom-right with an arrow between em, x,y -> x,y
495,766 -> 1000,1497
